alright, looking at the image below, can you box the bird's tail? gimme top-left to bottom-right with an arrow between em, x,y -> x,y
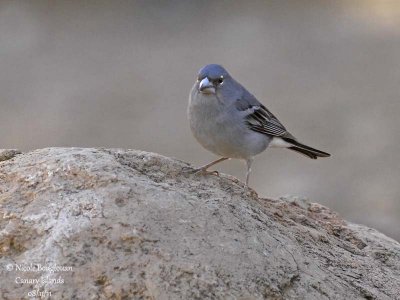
283,138 -> 330,159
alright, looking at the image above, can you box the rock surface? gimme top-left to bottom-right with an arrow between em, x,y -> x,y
0,149 -> 21,162
0,148 -> 399,300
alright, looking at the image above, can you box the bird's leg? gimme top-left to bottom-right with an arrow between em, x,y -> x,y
193,157 -> 229,176
245,158 -> 254,186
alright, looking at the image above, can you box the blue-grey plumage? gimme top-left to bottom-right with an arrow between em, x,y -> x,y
187,64 -> 330,186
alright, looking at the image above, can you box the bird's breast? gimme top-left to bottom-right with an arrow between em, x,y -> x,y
188,92 -> 270,158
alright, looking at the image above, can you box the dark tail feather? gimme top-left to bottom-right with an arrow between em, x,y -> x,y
284,138 -> 330,159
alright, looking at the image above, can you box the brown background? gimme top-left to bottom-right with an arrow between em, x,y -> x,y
1,1 -> 399,240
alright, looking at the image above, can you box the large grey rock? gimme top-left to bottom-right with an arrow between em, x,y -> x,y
0,148 -> 399,299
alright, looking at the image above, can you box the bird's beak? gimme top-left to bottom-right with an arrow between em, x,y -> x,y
199,77 -> 215,94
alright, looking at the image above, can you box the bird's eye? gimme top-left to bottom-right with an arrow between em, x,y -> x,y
217,77 -> 224,85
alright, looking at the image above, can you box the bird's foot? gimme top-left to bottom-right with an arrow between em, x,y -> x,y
181,166 -> 195,174
194,168 -> 220,176
182,166 -> 219,177
243,184 -> 258,198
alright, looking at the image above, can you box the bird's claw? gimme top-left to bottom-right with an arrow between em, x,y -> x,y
181,166 -> 196,174
208,170 -> 219,176
194,168 -> 220,177
181,167 -> 220,177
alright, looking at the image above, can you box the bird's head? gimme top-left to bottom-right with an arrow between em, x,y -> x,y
195,64 -> 231,95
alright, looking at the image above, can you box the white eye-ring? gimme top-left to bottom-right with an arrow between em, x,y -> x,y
217,76 -> 224,85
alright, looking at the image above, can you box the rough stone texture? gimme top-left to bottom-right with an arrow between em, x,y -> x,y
0,149 -> 21,162
0,148 -> 399,300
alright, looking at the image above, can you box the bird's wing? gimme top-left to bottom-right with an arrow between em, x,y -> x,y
235,92 -> 294,139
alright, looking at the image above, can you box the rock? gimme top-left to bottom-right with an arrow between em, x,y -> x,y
0,147 -> 399,299
0,149 -> 22,162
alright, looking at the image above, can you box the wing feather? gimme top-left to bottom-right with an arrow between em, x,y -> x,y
235,98 -> 292,138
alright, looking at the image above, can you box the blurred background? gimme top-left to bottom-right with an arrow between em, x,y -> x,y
1,1 -> 399,240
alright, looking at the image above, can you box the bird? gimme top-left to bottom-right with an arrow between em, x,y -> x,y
187,64 -> 330,186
